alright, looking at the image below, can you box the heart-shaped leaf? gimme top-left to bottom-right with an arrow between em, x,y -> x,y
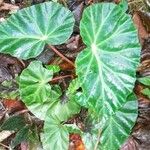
82,94 -> 138,150
41,99 -> 80,150
41,116 -> 69,150
19,61 -> 61,119
0,2 -> 74,59
76,3 -> 141,116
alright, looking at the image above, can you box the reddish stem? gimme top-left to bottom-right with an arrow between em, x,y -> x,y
50,75 -> 74,82
48,45 -> 75,68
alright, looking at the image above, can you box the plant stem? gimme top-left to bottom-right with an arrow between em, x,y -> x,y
13,109 -> 29,116
0,142 -> 10,149
94,129 -> 101,150
50,75 -> 74,82
47,45 -> 75,68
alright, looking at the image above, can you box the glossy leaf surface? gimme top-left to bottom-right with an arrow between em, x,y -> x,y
42,99 -> 80,150
19,61 -> 61,119
76,3 -> 140,116
0,2 -> 74,59
41,116 -> 69,150
82,94 -> 138,150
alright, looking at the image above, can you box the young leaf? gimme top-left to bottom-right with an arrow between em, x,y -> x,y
41,116 -> 69,150
19,61 -> 57,105
0,2 -> 75,59
45,65 -> 60,73
42,97 -> 81,150
19,61 -> 61,119
76,3 -> 141,116
67,78 -> 88,107
138,76 -> 150,86
48,99 -> 80,122
141,88 -> 150,98
82,94 -> 138,150
0,115 -> 25,131
65,124 -> 82,134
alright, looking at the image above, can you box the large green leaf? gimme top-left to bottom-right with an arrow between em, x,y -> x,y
0,2 -> 74,59
82,94 -> 138,150
19,61 -> 61,119
76,3 -> 141,116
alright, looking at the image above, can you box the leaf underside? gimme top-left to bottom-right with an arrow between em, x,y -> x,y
76,3 -> 141,116
0,2 -> 74,59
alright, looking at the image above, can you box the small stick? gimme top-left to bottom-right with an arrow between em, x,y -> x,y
48,45 -> 75,68
13,109 -> 29,116
0,142 -> 10,149
50,75 -> 74,82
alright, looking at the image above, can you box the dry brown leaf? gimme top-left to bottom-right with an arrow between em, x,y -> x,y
0,3 -> 19,11
133,11 -> 150,44
69,134 -> 85,150
0,0 -> 3,6
0,131 -> 15,142
2,99 -> 26,113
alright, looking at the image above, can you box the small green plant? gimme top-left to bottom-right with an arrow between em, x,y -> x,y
138,76 -> 150,98
0,1 -> 141,150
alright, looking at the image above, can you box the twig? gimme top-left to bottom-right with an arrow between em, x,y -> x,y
50,75 -> 74,82
0,143 -> 10,149
13,109 -> 29,116
47,45 -> 75,68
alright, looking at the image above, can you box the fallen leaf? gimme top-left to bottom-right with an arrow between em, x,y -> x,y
0,131 -> 14,142
133,11 -> 150,44
0,3 -> 19,11
69,134 -> 85,150
2,99 -> 26,113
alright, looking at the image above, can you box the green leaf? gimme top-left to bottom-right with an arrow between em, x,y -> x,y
82,94 -> 138,150
19,61 -> 62,120
11,126 -> 30,148
67,78 -> 80,95
0,80 -> 19,99
66,79 -> 88,107
0,2 -> 74,59
76,3 -> 140,116
65,124 -> 82,134
27,101 -> 55,120
0,115 -> 25,131
42,96 -> 81,150
45,65 -> 60,73
41,116 -> 69,150
19,61 -> 57,105
48,99 -> 80,122
142,88 -> 150,98
28,126 -> 43,150
118,0 -> 128,12
138,76 -> 150,86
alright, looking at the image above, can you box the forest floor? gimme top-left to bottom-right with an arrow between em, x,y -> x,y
0,0 -> 150,150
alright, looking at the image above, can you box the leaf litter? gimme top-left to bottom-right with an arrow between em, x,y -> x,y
0,0 -> 150,150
